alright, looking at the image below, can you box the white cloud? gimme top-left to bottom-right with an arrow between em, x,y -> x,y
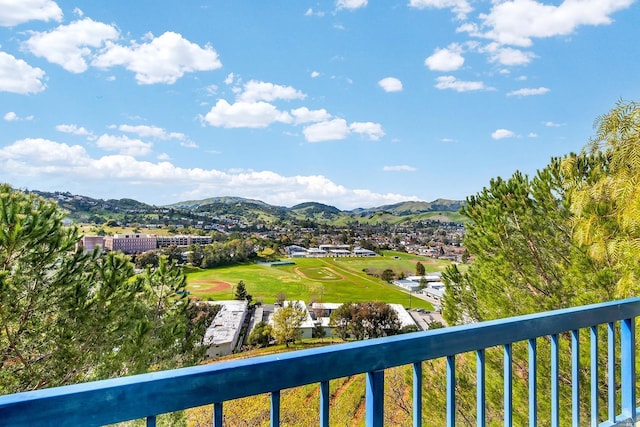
435,76 -> 485,92
479,0 -> 634,47
305,8 -> 325,16
491,128 -> 516,139
349,122 -> 385,140
224,73 -> 235,85
544,121 -> 562,127
378,77 -> 403,92
383,165 -> 417,172
92,31 -> 222,84
24,18 -> 119,73
337,0 -> 368,10
118,124 -> 186,141
0,138 -> 415,209
180,140 -> 199,149
291,107 -> 332,124
0,0 -> 63,26
528,132 -> 538,138
425,44 -> 465,72
302,119 -> 384,142
482,43 -> 536,66
507,87 -> 550,96
2,112 -> 31,121
237,80 -> 306,103
311,71 -> 320,78
56,124 -> 92,136
0,51 -> 46,94
95,134 -> 153,156
0,138 -> 90,166
409,0 -> 472,19
303,119 -> 350,142
202,99 -> 292,128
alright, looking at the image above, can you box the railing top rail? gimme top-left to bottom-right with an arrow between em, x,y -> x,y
1,297 -> 639,427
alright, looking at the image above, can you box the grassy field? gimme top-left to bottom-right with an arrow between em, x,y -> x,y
186,251 -> 454,309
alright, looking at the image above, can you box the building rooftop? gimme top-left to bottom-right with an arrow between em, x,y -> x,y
203,300 -> 248,346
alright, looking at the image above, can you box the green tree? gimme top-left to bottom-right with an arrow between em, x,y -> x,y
135,250 -> 159,268
161,244 -> 184,265
247,321 -> 272,347
329,302 -> 401,340
0,186 -> 207,394
234,280 -> 247,300
187,243 -> 204,266
271,302 -> 307,347
441,160 -> 603,325
0,186 -> 92,392
312,324 -> 327,339
415,261 -> 425,276
427,321 -> 444,330
563,99 -> 640,297
275,291 -> 287,306
381,269 -> 395,283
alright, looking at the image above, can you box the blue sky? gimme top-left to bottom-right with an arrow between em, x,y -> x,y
1,0 -> 638,209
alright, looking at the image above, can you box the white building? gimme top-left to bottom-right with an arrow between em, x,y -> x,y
203,300 -> 248,358
393,279 -> 421,292
421,282 -> 446,301
352,248 -> 377,257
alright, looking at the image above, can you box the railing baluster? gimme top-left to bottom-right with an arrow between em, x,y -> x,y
366,370 -> 384,427
620,318 -> 636,422
551,333 -> 559,427
2,298 -> 639,427
571,329 -> 580,427
528,338 -> 537,427
591,325 -> 598,427
447,355 -> 455,427
504,344 -> 512,427
477,349 -> 485,427
213,402 -> 223,427
271,390 -> 280,427
320,380 -> 329,427
413,362 -> 422,427
607,322 -> 615,423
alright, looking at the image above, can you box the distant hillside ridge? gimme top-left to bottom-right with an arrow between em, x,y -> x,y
25,189 -> 465,225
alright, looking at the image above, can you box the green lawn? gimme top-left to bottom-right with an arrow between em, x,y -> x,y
186,252 -> 456,309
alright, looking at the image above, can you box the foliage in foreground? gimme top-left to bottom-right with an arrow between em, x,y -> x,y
441,100 -> 640,424
0,184 -> 214,394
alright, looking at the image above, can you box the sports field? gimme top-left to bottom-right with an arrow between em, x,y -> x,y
186,251 -> 453,309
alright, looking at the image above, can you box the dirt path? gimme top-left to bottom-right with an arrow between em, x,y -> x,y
189,280 -> 232,293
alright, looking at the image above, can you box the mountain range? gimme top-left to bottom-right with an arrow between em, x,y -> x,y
29,190 -> 466,225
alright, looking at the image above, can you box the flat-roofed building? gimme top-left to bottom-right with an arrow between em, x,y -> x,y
352,248 -> 377,257
103,233 -> 157,254
156,235 -> 212,247
79,236 -> 106,254
203,300 -> 248,358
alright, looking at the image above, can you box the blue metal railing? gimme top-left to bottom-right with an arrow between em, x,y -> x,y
1,298 -> 639,426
